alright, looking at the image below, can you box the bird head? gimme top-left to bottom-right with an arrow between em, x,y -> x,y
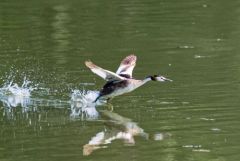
150,75 -> 172,82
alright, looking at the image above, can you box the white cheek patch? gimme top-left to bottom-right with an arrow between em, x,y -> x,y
156,76 -> 172,82
156,77 -> 166,82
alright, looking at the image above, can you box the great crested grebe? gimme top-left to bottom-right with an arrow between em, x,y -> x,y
85,55 -> 172,102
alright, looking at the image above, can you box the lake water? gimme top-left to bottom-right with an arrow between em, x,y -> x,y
0,0 -> 240,161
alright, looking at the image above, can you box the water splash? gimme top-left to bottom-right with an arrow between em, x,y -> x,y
0,73 -> 104,120
70,89 -> 103,119
71,89 -> 100,105
0,77 -> 37,107
0,76 -> 37,96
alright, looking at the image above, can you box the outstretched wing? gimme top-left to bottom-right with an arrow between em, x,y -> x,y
116,55 -> 137,78
85,60 -> 124,81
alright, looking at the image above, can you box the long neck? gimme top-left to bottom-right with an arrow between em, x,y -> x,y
133,77 -> 152,89
142,76 -> 152,84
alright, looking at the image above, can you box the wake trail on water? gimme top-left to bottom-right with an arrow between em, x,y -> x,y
0,72 -> 104,119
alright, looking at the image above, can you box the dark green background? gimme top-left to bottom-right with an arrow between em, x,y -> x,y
0,0 -> 239,161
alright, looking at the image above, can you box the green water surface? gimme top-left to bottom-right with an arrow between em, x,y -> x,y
0,0 -> 240,161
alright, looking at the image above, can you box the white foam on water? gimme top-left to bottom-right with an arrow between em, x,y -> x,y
0,73 -> 104,120
70,89 -> 104,119
0,77 -> 37,107
0,77 -> 37,97
70,89 -> 100,105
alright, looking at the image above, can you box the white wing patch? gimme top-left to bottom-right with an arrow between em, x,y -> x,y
116,55 -> 137,78
85,61 -> 124,81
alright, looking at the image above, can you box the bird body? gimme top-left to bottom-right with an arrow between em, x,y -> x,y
99,79 -> 145,99
85,55 -> 172,102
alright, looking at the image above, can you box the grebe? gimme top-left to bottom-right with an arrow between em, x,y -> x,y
85,55 -> 172,102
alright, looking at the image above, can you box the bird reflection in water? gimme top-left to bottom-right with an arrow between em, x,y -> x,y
83,109 -> 149,156
0,83 -> 169,155
70,90 -> 144,155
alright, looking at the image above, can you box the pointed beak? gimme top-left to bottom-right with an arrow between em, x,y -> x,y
156,76 -> 173,82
